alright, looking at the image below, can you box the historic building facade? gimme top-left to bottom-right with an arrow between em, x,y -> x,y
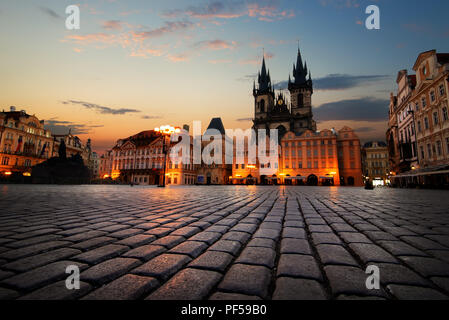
231,49 -> 363,186
387,50 -> 449,187
252,49 -> 316,138
362,141 -> 390,186
1,108 -> 54,176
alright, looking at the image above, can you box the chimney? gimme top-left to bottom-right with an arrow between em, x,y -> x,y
10,106 -> 16,112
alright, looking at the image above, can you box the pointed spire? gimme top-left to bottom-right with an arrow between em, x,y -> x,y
293,46 -> 307,85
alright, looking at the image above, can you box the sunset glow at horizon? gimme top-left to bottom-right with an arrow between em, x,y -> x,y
2,0 -> 449,154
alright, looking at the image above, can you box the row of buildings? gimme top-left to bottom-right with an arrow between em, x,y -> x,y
99,49 -> 366,187
0,107 -> 96,178
387,50 -> 449,187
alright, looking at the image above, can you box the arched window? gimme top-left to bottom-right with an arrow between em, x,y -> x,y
260,99 -> 265,113
297,94 -> 304,107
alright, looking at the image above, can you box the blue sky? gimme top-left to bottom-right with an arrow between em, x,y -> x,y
1,0 -> 449,152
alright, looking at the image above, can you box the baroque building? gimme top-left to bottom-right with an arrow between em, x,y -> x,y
253,48 -> 316,138
388,50 -> 449,187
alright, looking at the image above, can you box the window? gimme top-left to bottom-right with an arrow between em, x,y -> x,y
314,161 -> 318,169
298,162 -> 303,169
433,112 -> 439,125
417,121 -> 422,133
1,157 -> 9,165
422,97 -> 427,108
443,107 -> 448,121
424,117 -> 429,129
415,102 -> 420,112
427,144 -> 432,158
307,161 -> 312,169
440,84 -> 445,96
430,91 -> 436,103
437,141 -> 442,156
420,146 -> 425,159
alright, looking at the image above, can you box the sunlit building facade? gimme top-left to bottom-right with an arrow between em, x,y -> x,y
0,107 -> 54,176
362,141 -> 390,186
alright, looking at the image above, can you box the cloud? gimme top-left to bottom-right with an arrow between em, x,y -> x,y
44,120 -> 104,135
275,74 -> 391,90
195,40 -> 237,50
239,52 -> 274,65
102,20 -> 124,30
236,117 -> 253,122
62,100 -> 141,115
236,73 -> 258,82
167,53 -> 190,62
209,59 -> 232,64
39,6 -> 61,19
141,115 -> 163,120
163,0 -> 294,22
131,21 -> 194,40
319,0 -> 361,8
314,97 -> 389,122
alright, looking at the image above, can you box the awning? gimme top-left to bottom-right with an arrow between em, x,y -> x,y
320,176 -> 335,180
392,169 -> 449,179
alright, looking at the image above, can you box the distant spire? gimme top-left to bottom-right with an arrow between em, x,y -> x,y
257,54 -> 272,92
293,46 -> 307,85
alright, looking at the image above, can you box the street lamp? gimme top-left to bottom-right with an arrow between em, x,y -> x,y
155,125 -> 180,188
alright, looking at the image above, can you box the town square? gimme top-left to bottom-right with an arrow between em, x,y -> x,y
1,0 -> 449,303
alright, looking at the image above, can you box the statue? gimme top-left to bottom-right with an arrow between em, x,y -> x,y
58,139 -> 67,160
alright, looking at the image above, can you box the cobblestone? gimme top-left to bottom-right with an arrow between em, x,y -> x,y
0,185 -> 449,300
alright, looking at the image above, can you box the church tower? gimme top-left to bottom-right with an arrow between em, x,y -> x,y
253,56 -> 275,131
288,48 -> 316,134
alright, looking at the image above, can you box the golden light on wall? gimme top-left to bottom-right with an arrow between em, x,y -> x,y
155,125 -> 181,135
23,172 -> 31,177
103,174 -> 110,179
4,172 -> 12,176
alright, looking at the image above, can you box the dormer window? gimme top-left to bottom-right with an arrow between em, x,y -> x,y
440,84 -> 445,96
422,66 -> 427,76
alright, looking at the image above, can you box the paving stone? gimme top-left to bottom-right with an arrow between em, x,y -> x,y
387,284 -> 449,300
277,254 -> 322,281
339,232 -> 372,244
189,232 -> 222,245
115,234 -> 156,248
209,292 -> 262,300
83,274 -> 159,300
0,260 -> 87,291
81,258 -> 141,285
0,241 -> 72,260
144,227 -> 174,237
221,232 -> 250,244
311,233 -> 342,246
401,236 -> 447,251
253,229 -> 281,241
431,277 -> 449,292
247,238 -> 276,249
70,236 -> 116,250
280,238 -> 312,255
132,254 -> 191,280
64,230 -> 108,242
170,227 -> 202,238
273,278 -> 327,300
324,265 -> 386,298
218,264 -> 272,299
148,268 -> 221,300
3,234 -> 63,249
400,256 -> 449,277
309,225 -> 333,233
20,281 -> 92,300
169,241 -> 208,258
109,228 -> 143,239
209,240 -> 242,256
0,287 -> 19,300
0,270 -> 15,280
316,244 -> 358,267
189,251 -> 234,273
378,240 -> 428,257
2,248 -> 81,272
236,247 -> 276,269
151,235 -> 186,249
349,243 -> 398,264
73,244 -> 129,264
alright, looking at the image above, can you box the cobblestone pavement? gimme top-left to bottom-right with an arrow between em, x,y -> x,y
0,185 -> 449,300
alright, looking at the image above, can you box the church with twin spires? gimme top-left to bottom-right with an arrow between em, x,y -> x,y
252,48 -> 317,138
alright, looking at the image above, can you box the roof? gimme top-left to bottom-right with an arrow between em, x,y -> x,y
206,118 -> 226,135
437,53 -> 449,65
120,130 -> 162,148
363,141 -> 387,148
